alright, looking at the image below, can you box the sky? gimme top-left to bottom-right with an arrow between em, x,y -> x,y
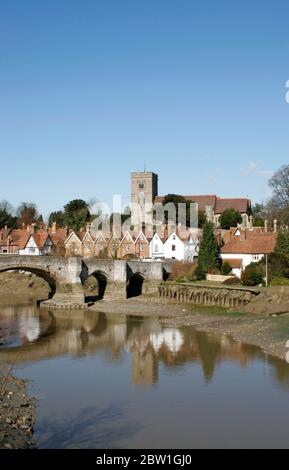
0,0 -> 289,218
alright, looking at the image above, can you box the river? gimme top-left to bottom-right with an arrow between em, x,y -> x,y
1,298 -> 289,449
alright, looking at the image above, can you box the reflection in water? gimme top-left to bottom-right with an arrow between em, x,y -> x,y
2,301 -> 289,448
39,405 -> 140,449
1,303 -> 289,389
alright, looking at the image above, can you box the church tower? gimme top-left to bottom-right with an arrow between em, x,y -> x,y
131,171 -> 158,223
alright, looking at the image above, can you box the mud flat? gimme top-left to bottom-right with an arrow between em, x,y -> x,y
91,297 -> 289,361
0,365 -> 36,449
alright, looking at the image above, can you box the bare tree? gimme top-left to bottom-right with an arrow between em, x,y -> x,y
269,165 -> 289,207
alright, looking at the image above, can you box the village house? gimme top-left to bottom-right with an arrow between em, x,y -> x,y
163,232 -> 185,261
64,231 -> 84,257
134,232 -> 150,259
221,227 -> 277,278
118,231 -> 136,259
150,233 -> 165,259
0,224 -> 64,256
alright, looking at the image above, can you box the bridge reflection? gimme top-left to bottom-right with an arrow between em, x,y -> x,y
1,303 -> 289,389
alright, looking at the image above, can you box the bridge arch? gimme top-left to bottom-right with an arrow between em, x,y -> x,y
84,270 -> 109,302
127,272 -> 145,298
0,264 -> 58,300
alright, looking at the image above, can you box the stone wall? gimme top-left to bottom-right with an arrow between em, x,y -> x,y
159,282 -> 260,309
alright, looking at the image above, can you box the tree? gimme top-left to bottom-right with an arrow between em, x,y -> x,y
274,230 -> 289,267
49,211 -> 65,227
241,263 -> 264,286
220,208 -> 242,229
197,222 -> 220,279
16,202 -> 39,227
0,200 -> 17,229
198,210 -> 207,229
162,194 -> 194,227
269,164 -> 289,207
63,199 -> 90,231
251,203 -> 265,227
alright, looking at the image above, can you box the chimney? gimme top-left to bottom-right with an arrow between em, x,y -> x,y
240,229 -> 246,241
273,219 -> 278,233
52,222 -> 57,234
86,222 -> 91,233
264,220 -> 268,233
31,223 -> 36,233
249,215 -> 253,230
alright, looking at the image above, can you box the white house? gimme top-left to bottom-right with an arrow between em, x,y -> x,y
163,233 -> 185,261
221,229 -> 277,278
150,233 -> 164,259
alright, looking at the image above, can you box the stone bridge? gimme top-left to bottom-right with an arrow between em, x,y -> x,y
0,255 -> 165,308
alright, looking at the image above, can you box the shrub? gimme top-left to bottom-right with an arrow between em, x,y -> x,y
221,262 -> 232,275
270,277 -> 289,286
241,263 -> 264,286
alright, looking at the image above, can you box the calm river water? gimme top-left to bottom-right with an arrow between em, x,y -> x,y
1,299 -> 289,449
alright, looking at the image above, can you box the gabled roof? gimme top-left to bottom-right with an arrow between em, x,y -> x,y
120,231 -> 135,244
94,231 -> 107,243
82,231 -> 95,243
64,231 -> 83,245
134,232 -> 149,244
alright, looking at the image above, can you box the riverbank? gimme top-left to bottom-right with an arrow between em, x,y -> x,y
0,365 -> 36,449
91,297 -> 289,361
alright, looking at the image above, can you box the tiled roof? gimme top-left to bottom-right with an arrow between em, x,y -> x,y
215,198 -> 251,214
221,233 -> 276,254
155,195 -> 251,214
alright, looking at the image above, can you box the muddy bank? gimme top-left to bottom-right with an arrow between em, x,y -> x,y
0,365 -> 36,449
91,297 -> 289,361
0,272 -> 49,299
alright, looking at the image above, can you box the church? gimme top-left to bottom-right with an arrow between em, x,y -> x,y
131,171 -> 251,228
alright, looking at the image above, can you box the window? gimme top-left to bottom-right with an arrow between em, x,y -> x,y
172,245 -> 176,251
154,244 -> 159,252
140,244 -> 144,252
139,182 -> 144,189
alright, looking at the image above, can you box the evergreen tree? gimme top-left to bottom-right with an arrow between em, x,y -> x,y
63,199 -> 90,231
49,211 -> 65,227
274,230 -> 289,266
220,208 -> 242,229
197,222 -> 219,279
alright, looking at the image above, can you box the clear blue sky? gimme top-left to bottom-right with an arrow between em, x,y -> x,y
1,0 -> 289,218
